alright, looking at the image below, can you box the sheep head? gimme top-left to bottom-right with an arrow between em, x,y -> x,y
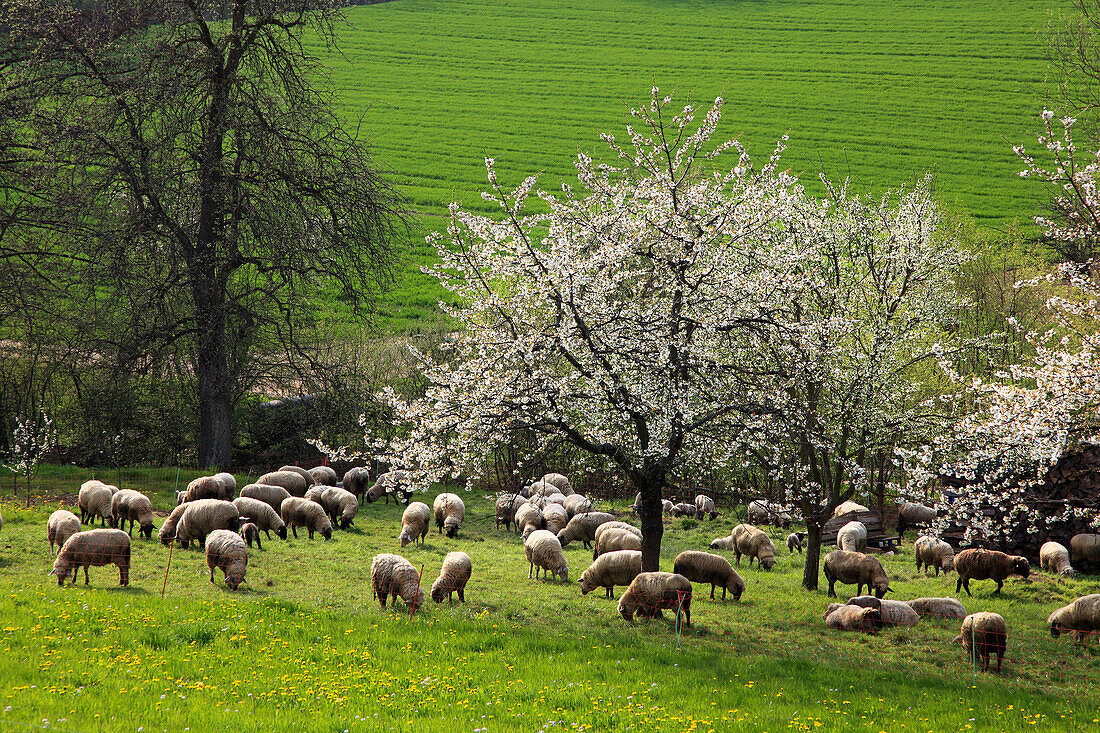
1012,556 -> 1030,578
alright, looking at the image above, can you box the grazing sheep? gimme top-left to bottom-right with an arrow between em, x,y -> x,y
278,465 -> 317,488
1070,533 -> 1100,572
524,529 -> 569,581
542,503 -> 569,534
617,572 -> 692,626
341,466 -> 371,502
304,485 -> 326,504
179,475 -> 233,504
399,502 -> 431,547
1039,541 -> 1076,578
206,529 -> 248,590
823,550 -> 891,598
579,550 -> 642,599
213,472 -> 237,495
496,493 -> 529,531
370,553 -> 425,613
368,470 -> 412,505
556,511 -> 615,548
953,612 -> 1007,673
914,535 -> 955,575
309,465 -> 339,487
833,500 -> 869,518
433,493 -> 465,538
673,550 -> 745,601
544,492 -> 567,506
954,548 -> 1029,596
239,522 -> 262,550
897,501 -> 936,535
430,551 -> 472,604
732,524 -> 777,570
693,494 -> 718,520
709,535 -> 734,550
51,529 -> 130,586
824,604 -> 883,633
1048,594 -> 1100,642
231,497 -> 287,540
562,494 -> 593,518
77,480 -> 115,527
280,497 -> 333,540
47,510 -> 81,555
594,521 -> 641,542
158,503 -> 189,546
846,596 -> 919,627
593,526 -> 643,560
747,500 -> 793,528
541,473 -> 574,496
787,533 -> 802,554
662,499 -> 674,514
111,489 -> 155,539
256,470 -> 308,498
239,483 -> 292,514
905,597 -> 967,620
528,480 -> 556,497
515,502 -> 546,539
320,486 -> 359,529
837,521 -> 868,553
670,502 -> 696,517
175,499 -> 240,549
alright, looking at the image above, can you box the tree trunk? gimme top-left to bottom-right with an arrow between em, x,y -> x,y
194,278 -> 232,468
637,478 -> 664,572
802,521 -> 823,591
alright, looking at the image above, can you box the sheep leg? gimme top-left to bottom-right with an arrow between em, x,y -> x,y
458,588 -> 464,602
210,566 -> 215,583
307,528 -> 314,539
529,562 -> 534,579
994,579 -> 1003,595
291,525 -> 299,539
255,537 -> 262,551
995,651 -> 1002,673
710,585 -> 715,600
83,566 -> 90,585
956,577 -> 964,594
605,587 -> 613,599
827,579 -> 836,598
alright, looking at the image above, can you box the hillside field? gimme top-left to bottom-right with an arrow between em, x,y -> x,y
0,473 -> 1098,731
308,0 -> 1061,329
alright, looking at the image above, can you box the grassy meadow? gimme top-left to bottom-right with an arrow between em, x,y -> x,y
1,476 -> 1098,731
308,0 -> 1061,330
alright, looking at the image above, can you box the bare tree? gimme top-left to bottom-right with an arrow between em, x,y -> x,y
0,0 -> 403,466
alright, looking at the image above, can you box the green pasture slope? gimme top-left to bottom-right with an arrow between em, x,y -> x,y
311,0 -> 1061,328
1,480 -> 1098,731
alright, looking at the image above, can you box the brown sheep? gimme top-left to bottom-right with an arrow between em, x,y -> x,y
953,548 -> 1029,596
823,550 -> 891,598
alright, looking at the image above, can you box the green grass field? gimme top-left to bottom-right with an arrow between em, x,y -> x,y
309,0 -> 1061,329
1,476 -> 1098,731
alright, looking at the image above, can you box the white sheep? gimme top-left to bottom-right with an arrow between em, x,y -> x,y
111,489 -> 155,539
1070,533 -> 1100,572
896,501 -> 936,535
51,529 -> 130,586
672,550 -> 745,601
846,596 -> 919,627
367,470 -> 412,505
824,604 -> 882,633
786,533 -> 802,554
77,480 -> 115,527
541,473 -> 574,496
239,522 -> 262,550
514,502 -> 545,539
542,503 -> 569,534
47,510 -> 81,554
320,486 -> 359,529
213,472 -> 237,497
593,526 -> 642,559
556,511 -> 614,548
309,465 -> 339,487
341,466 -> 371,502
231,497 -> 287,540
496,493 -> 529,531
278,465 -> 317,488
370,553 -> 425,613
953,612 -> 1007,673
837,521 -> 868,552
524,529 -> 568,581
617,572 -> 692,626
431,551 -> 472,604
239,483 -> 292,513
433,493 -> 465,538
1039,541 -> 1076,578
823,550 -> 890,598
732,524 -> 777,570
280,497 -> 333,540
399,502 -> 431,547
256,470 -> 308,498
694,494 -> 718,520
1048,594 -> 1100,643
175,499 -> 241,549
905,597 -> 967,620
158,503 -> 189,546
179,475 -> 232,504
914,535 -> 955,575
579,549 -> 642,599
833,500 -> 869,518
206,529 -> 248,590
562,494 -> 593,518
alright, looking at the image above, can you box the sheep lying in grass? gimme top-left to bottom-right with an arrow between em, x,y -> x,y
579,549 -> 642,599
824,604 -> 883,634
433,493 -> 465,537
833,500 -> 868,518
953,548 -> 1029,596
845,596 -> 919,627
280,497 -> 333,540
673,550 -> 745,601
431,551 -> 472,604
206,529 -> 248,590
786,533 -> 802,554
371,553 -> 424,613
399,502 -> 431,548
111,489 -> 154,539
78,480 -> 115,527
240,483 -> 292,514
823,550 -> 890,598
953,612 -> 1007,673
524,530 -> 568,581
1039,541 -> 1076,578
905,597 -> 967,620
175,499 -> 241,549
231,497 -> 287,540
556,512 -> 615,548
617,572 -> 692,626
47,510 -> 81,555
837,521 -> 868,552
51,529 -> 130,587
733,524 -> 777,570
1048,594 -> 1100,643
914,535 -> 955,575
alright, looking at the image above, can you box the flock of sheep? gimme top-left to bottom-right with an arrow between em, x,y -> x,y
36,468 -> 1100,675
